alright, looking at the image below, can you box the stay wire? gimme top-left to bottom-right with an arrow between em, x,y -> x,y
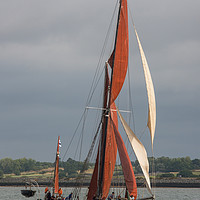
62,110 -> 86,161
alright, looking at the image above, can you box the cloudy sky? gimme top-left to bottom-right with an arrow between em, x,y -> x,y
0,0 -> 199,162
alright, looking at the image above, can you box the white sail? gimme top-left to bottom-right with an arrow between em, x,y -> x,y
134,26 -> 156,148
116,107 -> 153,195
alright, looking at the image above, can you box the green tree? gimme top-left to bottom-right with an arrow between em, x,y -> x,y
59,170 -> 66,178
0,170 -> 3,179
0,158 -> 14,174
62,158 -> 87,176
17,158 -> 37,172
177,169 -> 193,177
155,163 -> 166,172
13,160 -> 21,175
155,157 -> 171,172
192,159 -> 200,169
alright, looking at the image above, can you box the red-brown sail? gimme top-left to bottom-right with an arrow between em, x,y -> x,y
109,0 -> 129,104
54,136 -> 60,194
112,120 -> 137,199
100,65 -> 118,199
88,0 -> 129,198
87,66 -> 118,200
87,150 -> 99,200
101,102 -> 118,199
101,1 -> 129,196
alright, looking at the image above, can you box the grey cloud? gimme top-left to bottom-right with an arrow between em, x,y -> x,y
0,0 -> 199,161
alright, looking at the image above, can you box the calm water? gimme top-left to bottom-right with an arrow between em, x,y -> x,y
0,187 -> 199,200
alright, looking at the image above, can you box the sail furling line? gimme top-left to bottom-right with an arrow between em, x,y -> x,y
133,26 -> 156,149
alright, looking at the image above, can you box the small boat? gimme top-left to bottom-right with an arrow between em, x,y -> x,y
21,189 -> 36,198
21,180 -> 39,198
44,136 -> 64,200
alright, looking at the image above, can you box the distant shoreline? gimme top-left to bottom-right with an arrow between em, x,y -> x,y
0,178 -> 200,188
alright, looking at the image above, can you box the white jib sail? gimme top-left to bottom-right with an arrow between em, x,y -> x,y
116,107 -> 153,195
134,26 -> 156,148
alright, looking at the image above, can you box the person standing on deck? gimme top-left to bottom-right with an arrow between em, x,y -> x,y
108,192 -> 115,200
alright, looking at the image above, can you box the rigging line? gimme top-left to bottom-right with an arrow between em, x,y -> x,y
91,127 -> 101,162
73,117 -> 102,191
81,120 -> 102,172
86,2 -> 118,108
124,64 -> 136,159
90,87 -> 103,149
127,63 -> 136,133
138,125 -> 148,141
78,108 -> 88,162
151,150 -> 156,196
85,90 -> 103,162
74,126 -> 82,159
62,109 -> 87,161
86,67 -> 104,110
86,106 -> 131,113
85,1 -> 119,107
72,120 -> 101,194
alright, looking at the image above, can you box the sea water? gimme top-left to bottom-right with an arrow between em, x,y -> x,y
0,187 -> 199,200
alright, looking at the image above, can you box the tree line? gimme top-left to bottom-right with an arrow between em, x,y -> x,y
134,156 -> 200,173
0,157 -> 86,178
0,156 -> 200,179
134,156 -> 200,178
0,158 -> 53,178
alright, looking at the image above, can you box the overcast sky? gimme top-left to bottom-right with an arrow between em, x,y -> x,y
0,0 -> 199,162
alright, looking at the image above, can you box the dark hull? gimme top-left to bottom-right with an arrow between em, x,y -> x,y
21,189 -> 36,197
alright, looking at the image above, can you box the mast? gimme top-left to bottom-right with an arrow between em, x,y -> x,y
97,63 -> 109,197
97,0 -> 121,197
97,0 -> 128,197
97,72 -> 110,197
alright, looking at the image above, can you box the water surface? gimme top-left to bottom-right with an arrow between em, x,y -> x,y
0,187 -> 199,200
